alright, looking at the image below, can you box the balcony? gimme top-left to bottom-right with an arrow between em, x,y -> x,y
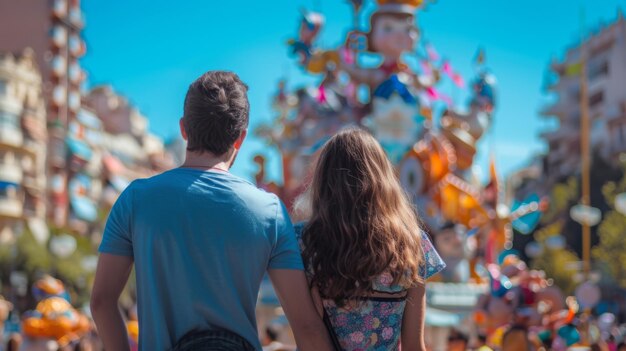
0,162 -> 22,184
547,147 -> 569,165
540,99 -> 570,118
0,128 -> 23,148
588,75 -> 607,95
547,74 -> 577,92
22,175 -> 45,192
68,8 -> 84,29
0,197 -> 22,219
540,125 -> 578,142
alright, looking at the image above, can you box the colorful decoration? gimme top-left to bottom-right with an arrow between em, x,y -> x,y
255,0 -> 546,301
22,277 -> 90,346
32,275 -> 70,302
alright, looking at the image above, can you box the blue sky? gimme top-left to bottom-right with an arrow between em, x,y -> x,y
81,0 -> 624,184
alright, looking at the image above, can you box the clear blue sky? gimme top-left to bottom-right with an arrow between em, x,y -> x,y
81,0 -> 624,185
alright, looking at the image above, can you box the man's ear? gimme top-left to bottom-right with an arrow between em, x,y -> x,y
233,129 -> 248,150
179,118 -> 187,140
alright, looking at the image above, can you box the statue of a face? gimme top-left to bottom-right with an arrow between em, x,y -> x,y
370,13 -> 417,61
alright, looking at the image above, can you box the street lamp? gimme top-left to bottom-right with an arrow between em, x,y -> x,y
570,204 -> 602,227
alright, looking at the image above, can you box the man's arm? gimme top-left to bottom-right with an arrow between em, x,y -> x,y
268,269 -> 334,351
91,253 -> 134,351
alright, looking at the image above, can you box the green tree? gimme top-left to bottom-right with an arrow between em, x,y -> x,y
592,163 -> 626,288
531,222 -> 579,295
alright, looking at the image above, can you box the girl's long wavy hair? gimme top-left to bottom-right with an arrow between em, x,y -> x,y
301,128 -> 423,305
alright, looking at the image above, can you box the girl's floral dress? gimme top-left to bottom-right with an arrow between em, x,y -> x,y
295,225 -> 446,351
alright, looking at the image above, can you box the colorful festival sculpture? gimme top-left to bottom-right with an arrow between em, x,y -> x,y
254,0 -> 557,344
255,0 -> 545,278
22,275 -> 91,347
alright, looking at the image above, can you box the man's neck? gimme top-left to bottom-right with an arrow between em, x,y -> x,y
181,151 -> 232,171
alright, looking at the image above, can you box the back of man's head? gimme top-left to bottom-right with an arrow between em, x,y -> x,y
183,71 -> 249,156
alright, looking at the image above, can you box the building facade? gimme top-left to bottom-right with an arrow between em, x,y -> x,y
0,50 -> 48,243
0,1 -> 175,237
539,12 -> 626,188
0,0 -> 88,227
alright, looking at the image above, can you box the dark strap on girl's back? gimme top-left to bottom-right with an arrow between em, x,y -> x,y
322,307 -> 343,351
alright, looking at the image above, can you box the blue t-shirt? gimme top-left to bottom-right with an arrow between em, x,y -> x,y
99,168 -> 303,351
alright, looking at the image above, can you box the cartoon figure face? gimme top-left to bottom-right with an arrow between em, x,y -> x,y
434,227 -> 465,260
370,14 -> 417,60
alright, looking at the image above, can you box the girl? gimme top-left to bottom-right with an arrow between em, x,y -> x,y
295,128 -> 445,350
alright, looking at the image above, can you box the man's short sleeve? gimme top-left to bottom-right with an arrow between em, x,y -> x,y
99,184 -> 134,257
268,199 -> 304,270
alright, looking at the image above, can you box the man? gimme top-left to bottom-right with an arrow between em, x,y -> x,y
91,71 -> 333,351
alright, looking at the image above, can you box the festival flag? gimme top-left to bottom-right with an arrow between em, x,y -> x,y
317,84 -> 327,103
474,47 -> 486,65
426,87 -> 453,106
340,46 -> 355,65
420,59 -> 432,75
440,60 -> 465,88
441,60 -> 453,75
425,42 -> 440,62
451,73 -> 465,88
565,62 -> 582,76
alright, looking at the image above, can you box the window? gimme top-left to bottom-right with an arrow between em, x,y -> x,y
589,91 -> 604,108
588,61 -> 609,81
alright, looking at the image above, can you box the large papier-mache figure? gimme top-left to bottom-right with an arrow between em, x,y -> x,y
255,0 -> 545,287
